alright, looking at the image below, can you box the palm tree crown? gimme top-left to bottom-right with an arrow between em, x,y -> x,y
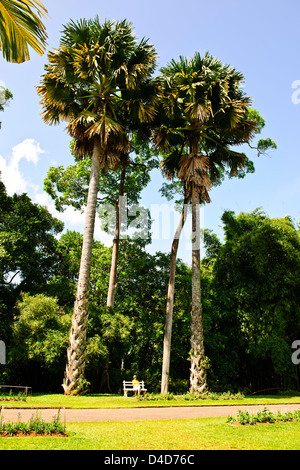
38,17 -> 157,171
155,52 -> 258,198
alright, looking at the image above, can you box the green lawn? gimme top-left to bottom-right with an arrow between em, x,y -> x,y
1,392 -> 300,409
1,393 -> 300,450
0,418 -> 300,450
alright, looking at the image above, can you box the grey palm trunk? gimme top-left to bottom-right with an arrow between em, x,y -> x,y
161,200 -> 188,394
106,164 -> 126,309
63,140 -> 101,395
190,186 -> 207,393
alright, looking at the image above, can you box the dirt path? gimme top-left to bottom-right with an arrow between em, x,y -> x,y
2,404 -> 300,423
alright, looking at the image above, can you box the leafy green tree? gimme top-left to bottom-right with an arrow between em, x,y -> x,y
10,293 -> 70,390
12,293 -> 69,366
45,230 -> 85,307
38,17 -> 157,395
0,0 -> 48,63
0,180 -> 63,292
0,180 -> 64,370
210,210 -> 300,391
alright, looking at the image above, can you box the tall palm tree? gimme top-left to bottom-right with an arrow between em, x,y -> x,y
154,52 -> 258,393
38,17 -> 157,395
0,0 -> 47,63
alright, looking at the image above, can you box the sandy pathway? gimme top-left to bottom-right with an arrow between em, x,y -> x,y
1,404 -> 300,423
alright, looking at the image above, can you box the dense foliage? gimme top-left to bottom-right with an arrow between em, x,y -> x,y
205,210 -> 300,392
0,181 -> 299,394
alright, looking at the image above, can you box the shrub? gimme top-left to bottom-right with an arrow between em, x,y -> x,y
0,390 -> 27,402
0,409 -> 66,436
137,391 -> 244,401
227,407 -> 300,425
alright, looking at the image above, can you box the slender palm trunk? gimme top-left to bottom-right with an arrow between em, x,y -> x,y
161,200 -> 188,394
63,139 -> 101,395
106,164 -> 126,309
189,184 -> 207,394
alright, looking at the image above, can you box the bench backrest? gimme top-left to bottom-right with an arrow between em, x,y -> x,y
123,380 -> 145,388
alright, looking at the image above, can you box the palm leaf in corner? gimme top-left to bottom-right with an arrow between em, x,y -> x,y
0,0 -> 47,63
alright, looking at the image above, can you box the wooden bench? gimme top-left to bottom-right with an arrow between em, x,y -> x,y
0,385 -> 32,397
123,380 -> 147,397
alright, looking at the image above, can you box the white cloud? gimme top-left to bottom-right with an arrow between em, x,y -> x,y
33,191 -> 86,227
0,139 -> 44,195
33,191 -> 113,245
0,139 -> 113,246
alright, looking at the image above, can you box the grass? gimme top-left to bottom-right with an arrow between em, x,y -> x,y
1,393 -> 300,450
0,418 -> 300,450
1,392 -> 300,409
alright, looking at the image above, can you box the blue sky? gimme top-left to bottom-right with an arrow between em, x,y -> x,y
0,0 -> 299,264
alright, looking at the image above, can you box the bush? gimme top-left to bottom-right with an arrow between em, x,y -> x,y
0,409 -> 66,436
227,407 -> 300,425
0,390 -> 26,402
137,391 -> 244,401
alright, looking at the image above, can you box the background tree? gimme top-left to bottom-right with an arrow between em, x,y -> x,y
0,0 -> 47,63
44,137 -> 158,309
2,208 -> 298,393
10,293 -> 70,391
208,209 -> 300,392
0,181 -> 63,292
38,17 -> 157,395
0,179 -> 64,383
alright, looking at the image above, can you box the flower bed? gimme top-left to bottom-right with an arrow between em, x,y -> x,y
137,391 -> 245,401
0,392 -> 27,402
227,406 -> 300,425
0,409 -> 67,437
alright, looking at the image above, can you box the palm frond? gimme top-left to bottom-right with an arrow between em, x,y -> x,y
160,150 -> 182,180
178,154 -> 212,198
84,113 -> 124,144
0,0 -> 47,62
